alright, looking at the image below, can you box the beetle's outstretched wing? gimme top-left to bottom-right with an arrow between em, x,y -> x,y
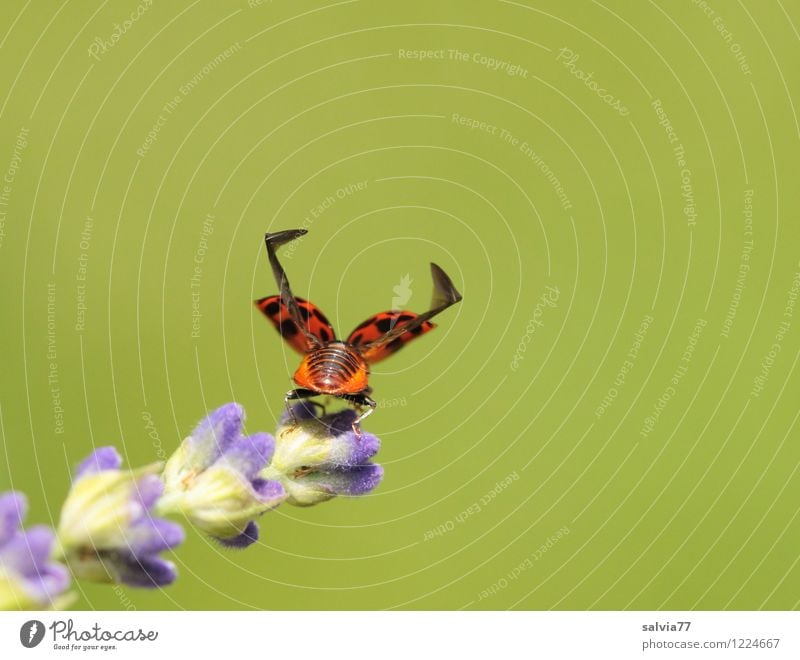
346,311 -> 437,364
255,229 -> 335,353
255,295 -> 336,354
347,263 -> 462,364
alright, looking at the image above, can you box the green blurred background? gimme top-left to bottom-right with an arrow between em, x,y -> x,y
1,0 -> 799,610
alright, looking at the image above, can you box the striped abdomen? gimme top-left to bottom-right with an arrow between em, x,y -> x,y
294,342 -> 369,395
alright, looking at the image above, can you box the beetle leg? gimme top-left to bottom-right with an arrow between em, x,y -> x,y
284,388 -> 325,427
338,392 -> 377,439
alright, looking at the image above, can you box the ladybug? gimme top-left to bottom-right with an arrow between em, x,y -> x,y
255,229 -> 462,434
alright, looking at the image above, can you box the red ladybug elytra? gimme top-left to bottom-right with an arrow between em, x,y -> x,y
255,229 -> 462,433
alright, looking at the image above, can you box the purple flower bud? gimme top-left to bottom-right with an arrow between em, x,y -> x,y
160,404 -> 285,547
75,446 -> 122,478
265,403 -> 384,506
216,521 -> 259,549
57,449 -> 183,589
0,492 -> 71,609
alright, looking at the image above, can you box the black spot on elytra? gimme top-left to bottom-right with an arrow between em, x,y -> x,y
387,337 -> 404,352
410,324 -> 426,335
263,300 -> 280,316
398,313 -> 414,323
318,327 -> 332,342
349,332 -> 363,345
297,305 -> 311,320
312,307 -> 329,323
279,319 -> 299,337
376,317 -> 394,333
352,317 -> 376,332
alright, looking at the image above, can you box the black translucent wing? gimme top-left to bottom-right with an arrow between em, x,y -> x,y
260,229 -> 324,351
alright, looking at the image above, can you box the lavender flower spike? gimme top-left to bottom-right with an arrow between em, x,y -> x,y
261,403 -> 383,506
57,448 -> 183,588
158,403 -> 286,548
0,491 -> 72,610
